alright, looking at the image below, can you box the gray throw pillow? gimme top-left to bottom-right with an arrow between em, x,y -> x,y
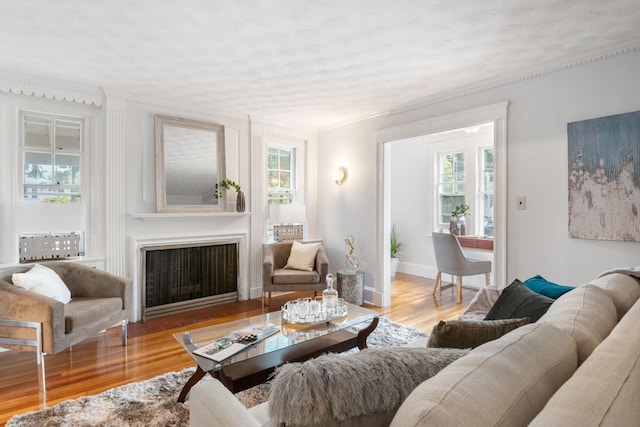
427,317 -> 530,349
267,347 -> 468,427
484,279 -> 554,322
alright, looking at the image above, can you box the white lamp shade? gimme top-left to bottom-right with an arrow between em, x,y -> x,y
269,204 -> 306,224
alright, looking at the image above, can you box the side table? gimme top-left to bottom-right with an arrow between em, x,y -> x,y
337,269 -> 364,306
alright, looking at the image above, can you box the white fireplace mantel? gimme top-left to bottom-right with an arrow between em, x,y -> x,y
130,212 -> 251,221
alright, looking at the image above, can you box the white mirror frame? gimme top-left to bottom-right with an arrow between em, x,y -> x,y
155,115 -> 226,213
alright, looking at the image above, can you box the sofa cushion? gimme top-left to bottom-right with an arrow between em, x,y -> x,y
531,298 -> 640,427
11,263 -> 72,304
427,317 -> 529,349
537,284 -> 617,364
268,347 -> 468,427
484,279 -> 553,322
524,274 -> 575,299
191,380 -> 262,427
272,268 -> 320,284
64,297 -> 123,334
588,273 -> 640,320
390,323 -> 577,427
285,241 -> 321,271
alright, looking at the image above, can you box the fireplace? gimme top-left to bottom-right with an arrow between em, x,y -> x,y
141,240 -> 239,320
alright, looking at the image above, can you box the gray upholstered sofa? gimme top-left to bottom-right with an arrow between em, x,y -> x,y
190,271 -> 640,426
0,261 -> 132,355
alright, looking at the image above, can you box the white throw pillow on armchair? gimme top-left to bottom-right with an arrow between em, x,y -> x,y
12,263 -> 72,304
285,241 -> 321,271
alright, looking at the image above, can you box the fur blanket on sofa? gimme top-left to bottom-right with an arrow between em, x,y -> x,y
268,347 -> 468,426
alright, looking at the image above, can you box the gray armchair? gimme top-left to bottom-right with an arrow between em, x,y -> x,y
432,232 -> 491,303
263,242 -> 329,306
0,261 -> 132,392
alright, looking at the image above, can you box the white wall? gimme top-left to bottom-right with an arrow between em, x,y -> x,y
318,49 -> 640,302
315,117 -> 383,290
389,136 -> 432,276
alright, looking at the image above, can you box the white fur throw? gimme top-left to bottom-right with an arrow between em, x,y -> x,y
267,347 -> 468,426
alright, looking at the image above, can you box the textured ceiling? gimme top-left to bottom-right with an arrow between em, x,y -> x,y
1,0 -> 640,129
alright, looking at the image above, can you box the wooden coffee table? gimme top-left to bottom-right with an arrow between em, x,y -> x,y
173,303 -> 379,402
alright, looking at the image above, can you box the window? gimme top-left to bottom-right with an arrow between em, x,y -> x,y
265,139 -> 306,241
21,112 -> 83,203
437,151 -> 466,224
433,124 -> 494,237
267,146 -> 296,205
479,147 -> 494,236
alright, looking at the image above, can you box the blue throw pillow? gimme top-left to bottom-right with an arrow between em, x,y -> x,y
524,275 -> 574,299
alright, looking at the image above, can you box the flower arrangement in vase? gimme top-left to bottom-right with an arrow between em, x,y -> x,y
215,179 -> 245,212
451,204 -> 470,235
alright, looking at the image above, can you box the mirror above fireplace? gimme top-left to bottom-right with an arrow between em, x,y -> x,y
155,115 -> 226,213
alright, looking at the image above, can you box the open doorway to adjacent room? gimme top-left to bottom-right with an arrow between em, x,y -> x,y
376,102 -> 508,307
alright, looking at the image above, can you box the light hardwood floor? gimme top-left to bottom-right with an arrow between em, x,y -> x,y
0,273 -> 475,425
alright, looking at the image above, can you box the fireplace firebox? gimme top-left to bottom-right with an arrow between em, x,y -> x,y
142,241 -> 239,319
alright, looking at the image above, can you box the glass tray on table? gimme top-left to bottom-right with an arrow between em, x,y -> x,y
280,297 -> 348,330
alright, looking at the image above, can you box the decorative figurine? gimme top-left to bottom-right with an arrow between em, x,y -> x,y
344,235 -> 359,272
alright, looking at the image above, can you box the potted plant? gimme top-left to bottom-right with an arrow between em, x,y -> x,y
451,203 -> 470,235
390,224 -> 404,277
215,179 -> 245,212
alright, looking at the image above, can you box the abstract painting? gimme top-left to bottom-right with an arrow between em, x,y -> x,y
568,111 -> 640,241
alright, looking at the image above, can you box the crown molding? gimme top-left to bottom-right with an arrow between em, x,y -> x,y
250,118 -> 316,142
0,70 -> 104,107
389,44 -> 640,117
317,110 -> 390,132
123,93 -> 250,124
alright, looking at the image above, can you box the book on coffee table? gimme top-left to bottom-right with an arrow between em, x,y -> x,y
193,323 -> 279,362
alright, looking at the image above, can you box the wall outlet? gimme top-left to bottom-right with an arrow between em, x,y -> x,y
516,196 -> 526,210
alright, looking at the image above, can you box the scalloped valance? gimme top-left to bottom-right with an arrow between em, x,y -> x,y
0,73 -> 103,107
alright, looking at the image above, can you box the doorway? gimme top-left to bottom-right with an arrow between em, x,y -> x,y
376,102 -> 508,307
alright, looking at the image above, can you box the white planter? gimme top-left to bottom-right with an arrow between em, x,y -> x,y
390,257 -> 399,277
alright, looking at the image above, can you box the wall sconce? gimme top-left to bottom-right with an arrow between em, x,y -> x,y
335,167 -> 348,185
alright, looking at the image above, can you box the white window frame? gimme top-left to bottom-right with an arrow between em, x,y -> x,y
19,111 -> 85,203
265,138 -> 306,235
431,129 -> 494,236
478,145 -> 495,237
436,150 -> 467,229
267,144 -> 298,205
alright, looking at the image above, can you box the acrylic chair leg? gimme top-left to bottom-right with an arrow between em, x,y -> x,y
433,272 -> 442,295
121,320 -> 128,346
485,272 -> 491,286
456,276 -> 463,304
36,351 -> 46,394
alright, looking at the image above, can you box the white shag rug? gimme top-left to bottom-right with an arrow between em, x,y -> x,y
7,317 -> 428,427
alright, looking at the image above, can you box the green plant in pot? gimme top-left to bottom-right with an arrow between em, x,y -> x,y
451,203 -> 470,235
390,224 -> 404,277
215,179 -> 245,212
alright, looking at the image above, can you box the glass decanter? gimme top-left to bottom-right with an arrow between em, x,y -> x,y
322,273 -> 339,317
